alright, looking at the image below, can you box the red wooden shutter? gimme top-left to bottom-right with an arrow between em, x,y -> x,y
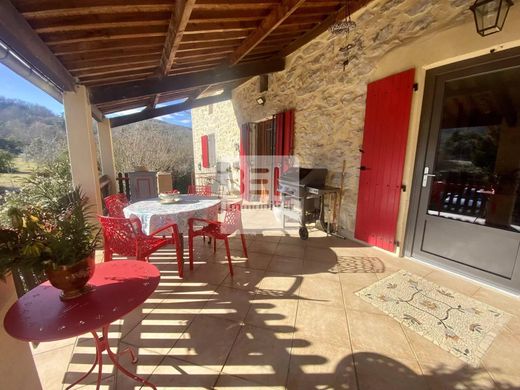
355,69 -> 415,252
201,135 -> 209,168
240,124 -> 250,200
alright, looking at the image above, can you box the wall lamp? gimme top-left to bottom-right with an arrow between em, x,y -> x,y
470,0 -> 514,37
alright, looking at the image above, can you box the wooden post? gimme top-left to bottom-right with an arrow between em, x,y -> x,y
97,118 -> 117,194
63,85 -> 103,217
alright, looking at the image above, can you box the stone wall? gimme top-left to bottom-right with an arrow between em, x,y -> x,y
191,100 -> 241,193
192,0 -> 520,243
231,0 -> 470,235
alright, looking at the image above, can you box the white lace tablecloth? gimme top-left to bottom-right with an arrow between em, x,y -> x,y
123,195 -> 221,235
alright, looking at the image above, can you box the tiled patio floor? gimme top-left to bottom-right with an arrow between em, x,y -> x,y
31,227 -> 520,389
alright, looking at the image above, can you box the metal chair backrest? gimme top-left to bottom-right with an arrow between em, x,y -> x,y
104,193 -> 129,218
187,185 -> 212,196
98,215 -> 142,257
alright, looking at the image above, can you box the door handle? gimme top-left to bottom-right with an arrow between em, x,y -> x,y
422,167 -> 436,187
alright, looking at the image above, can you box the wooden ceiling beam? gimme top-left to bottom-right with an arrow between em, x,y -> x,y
90,57 -> 285,105
180,31 -> 249,43
40,25 -> 167,45
20,4 -> 174,19
185,21 -> 257,33
0,0 -> 75,91
72,64 -> 157,78
58,47 -> 163,63
158,0 -> 196,77
194,1 -> 278,10
63,53 -> 160,70
30,11 -> 171,33
110,90 -> 231,127
51,36 -> 165,55
229,0 -> 306,65
278,0 -> 367,57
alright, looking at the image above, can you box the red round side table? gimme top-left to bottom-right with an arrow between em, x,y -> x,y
4,260 -> 160,389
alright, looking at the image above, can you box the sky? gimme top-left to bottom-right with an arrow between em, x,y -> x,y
0,64 -> 192,127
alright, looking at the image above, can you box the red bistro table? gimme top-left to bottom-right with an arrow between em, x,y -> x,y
4,260 -> 160,390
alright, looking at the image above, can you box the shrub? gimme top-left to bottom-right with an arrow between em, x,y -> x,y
0,150 -> 14,173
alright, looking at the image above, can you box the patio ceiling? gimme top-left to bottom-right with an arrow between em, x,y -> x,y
0,0 -> 372,125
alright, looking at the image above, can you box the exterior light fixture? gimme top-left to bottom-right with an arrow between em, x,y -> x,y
470,0 -> 514,37
256,96 -> 266,105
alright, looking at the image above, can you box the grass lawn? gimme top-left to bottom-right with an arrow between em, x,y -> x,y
0,157 -> 36,190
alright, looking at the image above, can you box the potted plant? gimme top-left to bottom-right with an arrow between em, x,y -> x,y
0,188 -> 100,300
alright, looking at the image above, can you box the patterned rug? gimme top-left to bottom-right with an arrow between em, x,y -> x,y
356,270 -> 512,366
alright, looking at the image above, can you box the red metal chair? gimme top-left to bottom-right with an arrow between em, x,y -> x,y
104,193 -> 129,218
188,202 -> 247,275
187,185 -> 212,196
98,215 -> 185,277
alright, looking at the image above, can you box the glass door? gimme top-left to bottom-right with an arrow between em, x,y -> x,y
411,54 -> 520,287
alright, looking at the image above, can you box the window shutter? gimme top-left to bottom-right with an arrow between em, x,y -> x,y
201,135 -> 209,168
208,134 -> 216,166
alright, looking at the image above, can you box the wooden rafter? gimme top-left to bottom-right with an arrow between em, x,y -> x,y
228,0 -> 307,65
0,0 -> 75,91
279,0 -> 367,57
110,89 -> 232,127
158,0 -> 196,76
148,0 -> 195,109
90,57 -> 285,105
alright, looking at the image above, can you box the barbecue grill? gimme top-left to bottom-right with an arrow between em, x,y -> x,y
278,167 -> 337,239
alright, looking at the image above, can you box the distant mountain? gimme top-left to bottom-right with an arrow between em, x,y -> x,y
0,96 -> 192,147
0,96 -> 65,145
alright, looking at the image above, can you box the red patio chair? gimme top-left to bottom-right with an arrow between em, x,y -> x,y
187,185 -> 212,196
98,215 -> 185,277
104,193 -> 129,218
188,202 -> 247,275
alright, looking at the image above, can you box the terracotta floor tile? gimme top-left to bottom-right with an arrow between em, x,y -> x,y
222,268 -> 266,291
256,272 -> 303,297
201,285 -> 255,323
295,300 -> 349,345
423,270 -> 481,296
145,355 -> 220,389
32,344 -> 74,390
482,332 -> 520,377
113,342 -> 164,389
245,297 -> 298,332
303,246 -> 338,263
222,324 -> 292,387
248,241 -> 279,255
274,243 -> 306,259
233,251 -> 273,271
299,276 -> 343,307
420,360 -> 496,390
348,311 -> 416,360
354,353 -> 429,390
267,255 -> 305,275
215,373 -> 283,389
287,339 -> 356,390
170,315 -> 242,370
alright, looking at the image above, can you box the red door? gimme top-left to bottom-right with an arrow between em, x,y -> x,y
355,69 -> 415,251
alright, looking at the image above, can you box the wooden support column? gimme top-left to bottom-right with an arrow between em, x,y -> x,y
63,85 -> 103,216
97,118 -> 117,194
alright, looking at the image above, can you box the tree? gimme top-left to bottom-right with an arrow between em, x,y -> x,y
0,150 -> 14,173
112,120 -> 193,177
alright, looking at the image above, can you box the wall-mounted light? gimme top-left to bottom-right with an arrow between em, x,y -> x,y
256,96 -> 266,105
470,0 -> 513,37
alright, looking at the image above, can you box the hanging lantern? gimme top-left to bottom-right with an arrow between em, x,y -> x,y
470,0 -> 514,37
330,0 -> 356,35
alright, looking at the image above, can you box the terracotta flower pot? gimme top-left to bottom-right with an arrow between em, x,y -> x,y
44,253 -> 96,301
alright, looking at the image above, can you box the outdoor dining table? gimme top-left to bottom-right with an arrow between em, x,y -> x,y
123,194 -> 221,235
3,260 -> 160,390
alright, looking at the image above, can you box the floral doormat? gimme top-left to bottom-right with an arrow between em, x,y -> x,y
356,270 -> 512,366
